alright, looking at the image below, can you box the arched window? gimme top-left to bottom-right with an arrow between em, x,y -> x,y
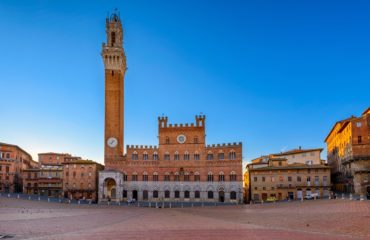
207,172 -> 213,182
153,190 -> 158,198
229,150 -> 236,160
6,153 -> 10,159
143,151 -> 148,160
174,172 -> 180,181
194,136 -> 198,143
218,151 -> 225,160
194,190 -> 200,198
153,152 -> 158,160
230,191 -> 237,200
165,137 -> 170,144
184,172 -> 189,181
194,151 -> 200,160
132,151 -> 138,160
184,151 -> 190,160
194,172 -> 200,181
122,190 -> 127,198
123,172 -> 128,181
165,190 -> 170,198
208,191 -> 214,199
164,172 -> 170,181
174,151 -> 180,160
218,172 -> 225,182
153,172 -> 158,181
164,152 -> 170,160
132,172 -> 138,181
207,151 -> 213,160
142,172 -> 148,181
229,171 -> 237,181
184,190 -> 190,198
175,190 -> 180,198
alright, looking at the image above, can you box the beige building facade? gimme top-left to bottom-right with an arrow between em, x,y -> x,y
248,148 -> 331,202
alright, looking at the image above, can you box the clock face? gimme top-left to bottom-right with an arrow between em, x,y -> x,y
107,137 -> 118,148
177,134 -> 186,144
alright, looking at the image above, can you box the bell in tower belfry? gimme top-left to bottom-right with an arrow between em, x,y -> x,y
102,10 -> 126,165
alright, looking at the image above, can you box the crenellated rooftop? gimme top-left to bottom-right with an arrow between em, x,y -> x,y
205,142 -> 242,148
158,115 -> 206,128
126,145 -> 158,150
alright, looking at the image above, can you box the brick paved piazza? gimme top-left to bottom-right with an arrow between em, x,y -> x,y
0,198 -> 369,240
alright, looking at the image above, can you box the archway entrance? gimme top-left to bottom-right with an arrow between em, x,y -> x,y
104,178 -> 116,199
132,190 -> 138,201
219,191 -> 225,202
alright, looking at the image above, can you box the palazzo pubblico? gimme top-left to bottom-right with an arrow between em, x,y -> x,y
98,13 -> 243,203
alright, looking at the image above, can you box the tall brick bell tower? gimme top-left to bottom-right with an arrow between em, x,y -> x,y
102,12 -> 126,167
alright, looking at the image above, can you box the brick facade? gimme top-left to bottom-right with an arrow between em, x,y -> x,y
63,160 -> 104,201
23,153 -> 103,200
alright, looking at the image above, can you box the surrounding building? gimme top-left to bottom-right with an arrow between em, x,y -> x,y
23,163 -> 64,197
63,159 -> 104,201
99,13 -> 243,203
23,153 -> 103,199
325,107 -> 370,196
247,148 -> 331,202
243,169 -> 250,203
38,152 -> 73,166
0,142 -> 37,193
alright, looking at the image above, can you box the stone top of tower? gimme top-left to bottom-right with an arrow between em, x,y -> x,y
102,9 -> 126,72
106,9 -> 122,24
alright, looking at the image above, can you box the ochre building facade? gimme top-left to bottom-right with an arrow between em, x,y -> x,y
325,107 -> 370,196
0,142 -> 37,193
99,13 -> 243,203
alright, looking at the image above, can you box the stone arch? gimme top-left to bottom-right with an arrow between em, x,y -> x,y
218,185 -> 225,192
193,185 -> 201,191
103,178 -> 116,199
130,184 -> 139,191
206,185 -> 214,191
141,184 -> 149,191
229,184 -> 238,192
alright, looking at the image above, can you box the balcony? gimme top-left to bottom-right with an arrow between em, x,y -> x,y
38,184 -> 63,189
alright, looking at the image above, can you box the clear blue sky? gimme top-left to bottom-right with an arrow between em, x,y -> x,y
0,0 -> 369,166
